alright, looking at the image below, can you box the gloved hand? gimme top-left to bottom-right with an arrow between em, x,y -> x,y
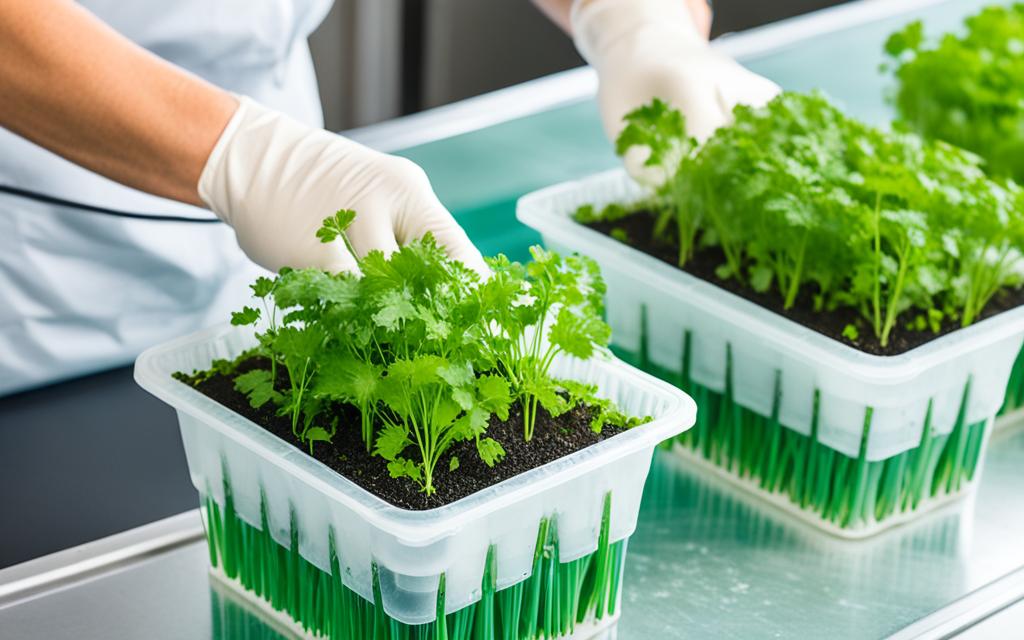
199,96 -> 486,275
571,0 -> 781,185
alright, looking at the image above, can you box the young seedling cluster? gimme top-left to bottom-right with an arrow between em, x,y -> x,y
885,5 -> 1024,182
579,92 -> 1024,347
220,211 -> 640,496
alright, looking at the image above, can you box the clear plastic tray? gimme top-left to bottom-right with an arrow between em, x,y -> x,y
517,169 -> 1024,462
134,323 -> 695,626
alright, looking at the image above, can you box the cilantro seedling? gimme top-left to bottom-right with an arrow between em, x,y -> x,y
885,7 -> 1024,182
478,248 -> 612,440
316,209 -> 359,260
841,324 -> 860,342
585,92 -> 1024,347
616,98 -> 697,181
195,211 -> 643,496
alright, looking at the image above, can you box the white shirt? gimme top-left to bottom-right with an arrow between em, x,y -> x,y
0,0 -> 333,395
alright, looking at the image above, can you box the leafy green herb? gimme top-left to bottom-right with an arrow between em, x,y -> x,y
231,306 -> 260,326
560,379 -> 647,433
478,248 -> 611,440
572,202 -> 634,225
304,420 -> 336,457
476,437 -> 506,467
616,98 -> 697,182
173,356 -> 244,385
191,212 -> 645,496
588,92 -> 1024,347
316,208 -> 359,260
841,323 -> 860,342
234,369 -> 283,409
885,6 -> 1024,182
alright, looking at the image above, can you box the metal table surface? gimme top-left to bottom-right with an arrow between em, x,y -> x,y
2,0 -> 1023,638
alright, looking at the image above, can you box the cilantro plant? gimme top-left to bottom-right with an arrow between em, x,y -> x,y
215,211 -> 640,496
580,92 -> 1024,347
885,5 -> 1024,182
477,248 -> 612,440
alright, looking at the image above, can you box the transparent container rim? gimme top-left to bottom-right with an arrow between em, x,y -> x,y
517,168 -> 1024,384
134,322 -> 696,547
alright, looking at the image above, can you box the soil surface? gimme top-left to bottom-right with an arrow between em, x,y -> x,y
587,211 -> 1024,356
181,358 -> 626,511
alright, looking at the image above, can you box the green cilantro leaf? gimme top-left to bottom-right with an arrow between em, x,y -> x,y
234,369 -> 283,409
474,375 -> 512,420
251,276 -> 276,299
616,98 -> 694,170
548,307 -> 611,360
317,209 -> 357,243
476,437 -> 506,468
387,458 -> 423,484
375,424 -> 411,461
231,306 -> 260,326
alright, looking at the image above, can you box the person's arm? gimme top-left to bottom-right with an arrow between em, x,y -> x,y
0,0 -> 485,275
0,0 -> 236,206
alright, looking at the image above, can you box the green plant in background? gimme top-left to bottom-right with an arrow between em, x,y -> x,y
579,92 -> 1024,348
883,5 -> 1024,415
476,248 -> 618,440
184,211 -> 643,497
885,5 -> 1024,183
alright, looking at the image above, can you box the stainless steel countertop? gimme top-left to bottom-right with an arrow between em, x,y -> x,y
2,1 -> 1022,638
1,420 -> 1021,639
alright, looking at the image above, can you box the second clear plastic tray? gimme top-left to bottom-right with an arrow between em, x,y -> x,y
517,169 -> 1024,535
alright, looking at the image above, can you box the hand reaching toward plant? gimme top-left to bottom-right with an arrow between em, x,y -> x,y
217,211 -> 641,496
200,97 -> 487,275
570,0 -> 780,186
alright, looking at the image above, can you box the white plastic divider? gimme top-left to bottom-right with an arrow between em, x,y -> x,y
135,323 -> 695,626
516,169 -> 1024,462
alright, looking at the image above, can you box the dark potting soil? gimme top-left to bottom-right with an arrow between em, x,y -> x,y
181,357 -> 626,511
586,210 -> 1024,356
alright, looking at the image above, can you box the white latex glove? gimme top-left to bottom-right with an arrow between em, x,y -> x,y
199,96 -> 487,275
571,0 -> 781,186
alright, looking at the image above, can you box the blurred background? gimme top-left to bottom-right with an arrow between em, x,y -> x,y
310,0 -> 853,131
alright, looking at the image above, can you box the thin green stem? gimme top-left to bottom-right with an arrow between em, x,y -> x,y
872,192 -> 882,337
783,231 -> 808,309
880,243 -> 912,347
290,358 -> 312,439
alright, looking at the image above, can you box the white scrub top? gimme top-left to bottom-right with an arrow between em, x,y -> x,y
0,0 -> 333,396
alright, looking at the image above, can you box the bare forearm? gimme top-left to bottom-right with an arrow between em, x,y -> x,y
531,0 -> 712,37
0,0 -> 237,206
